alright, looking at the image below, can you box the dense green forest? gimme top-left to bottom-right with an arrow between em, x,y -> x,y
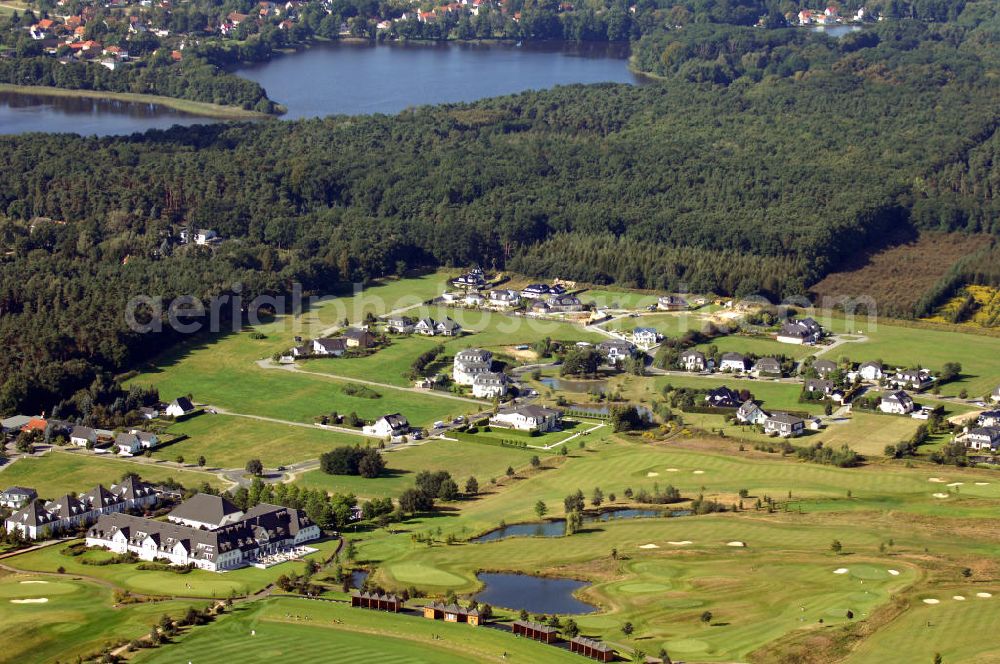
0,56 -> 278,113
2,1 -> 1000,414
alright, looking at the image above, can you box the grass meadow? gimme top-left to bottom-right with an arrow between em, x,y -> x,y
0,450 -> 226,497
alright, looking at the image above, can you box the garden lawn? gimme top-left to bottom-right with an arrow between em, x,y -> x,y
579,289 -> 661,310
0,571 -> 210,664
0,450 -> 225,497
135,596 -> 587,663
156,415 -> 367,468
641,375 -> 825,414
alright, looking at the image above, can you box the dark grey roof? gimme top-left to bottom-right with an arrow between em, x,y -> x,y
171,396 -> 195,411
45,494 -> 86,520
767,412 -> 805,426
498,405 -> 560,420
2,486 -> 36,497
720,352 -> 745,361
70,426 -> 97,440
813,360 -> 837,373
112,476 -> 156,502
83,484 -> 117,508
313,337 -> 347,352
9,499 -> 56,527
379,413 -> 409,430
169,493 -> 242,526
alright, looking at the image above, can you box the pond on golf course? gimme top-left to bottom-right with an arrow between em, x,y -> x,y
474,573 -> 596,614
471,508 -> 689,543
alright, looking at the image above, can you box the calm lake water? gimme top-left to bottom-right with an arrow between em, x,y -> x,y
538,377 -> 609,394
475,572 -> 596,614
0,90 -> 212,136
238,40 -> 639,119
471,508 -> 672,543
0,41 -> 638,135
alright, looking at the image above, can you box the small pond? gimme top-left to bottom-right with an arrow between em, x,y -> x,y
471,508 -> 682,543
474,573 -> 596,614
567,404 -> 655,421
538,377 -> 608,394
350,570 -> 369,589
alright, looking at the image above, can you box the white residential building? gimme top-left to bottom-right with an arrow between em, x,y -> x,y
453,348 -> 494,385
472,372 -> 508,399
363,413 -> 410,439
880,390 -> 915,415
490,405 -> 560,432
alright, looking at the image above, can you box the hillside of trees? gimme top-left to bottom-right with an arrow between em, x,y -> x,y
2,2 -> 1000,413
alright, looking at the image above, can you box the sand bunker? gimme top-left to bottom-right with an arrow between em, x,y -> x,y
888,570 -> 900,576
666,468 -> 679,472
932,493 -> 949,498
928,478 -> 946,483
833,568 -> 849,574
10,598 -> 48,604
646,472 -> 660,477
947,482 -> 964,487
922,599 -> 940,605
953,595 -> 966,601
693,470 -> 705,475
19,581 -> 48,585
726,541 -> 746,547
976,592 -> 993,598
639,543 -> 660,549
975,482 -> 989,486
667,540 -> 693,546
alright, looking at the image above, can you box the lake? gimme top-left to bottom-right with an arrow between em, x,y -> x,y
0,40 -> 639,135
238,40 -> 640,119
0,90 -> 212,136
474,572 -> 596,614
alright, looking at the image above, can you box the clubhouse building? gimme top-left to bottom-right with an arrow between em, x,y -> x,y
85,497 -> 320,572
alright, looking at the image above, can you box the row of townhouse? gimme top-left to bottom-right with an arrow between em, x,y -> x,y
4,477 -> 158,540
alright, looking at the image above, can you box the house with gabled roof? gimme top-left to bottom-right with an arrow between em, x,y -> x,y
312,337 -> 347,356
0,486 -> 37,509
343,328 -> 376,349
880,390 -> 915,415
679,349 -> 707,372
165,396 -> 195,418
472,372 -> 508,398
705,386 -> 742,408
958,426 -> 1000,453
719,352 -> 748,373
753,357 -> 782,376
657,295 -> 688,311
414,317 -> 437,335
597,339 -> 635,366
777,317 -> 822,344
70,425 -> 97,447
632,327 -> 660,349
363,413 -> 410,439
385,316 -> 415,334
736,400 -> 768,425
435,317 -> 462,336
858,361 -> 884,381
491,405 -> 560,432
812,359 -> 837,377
764,412 -> 805,437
